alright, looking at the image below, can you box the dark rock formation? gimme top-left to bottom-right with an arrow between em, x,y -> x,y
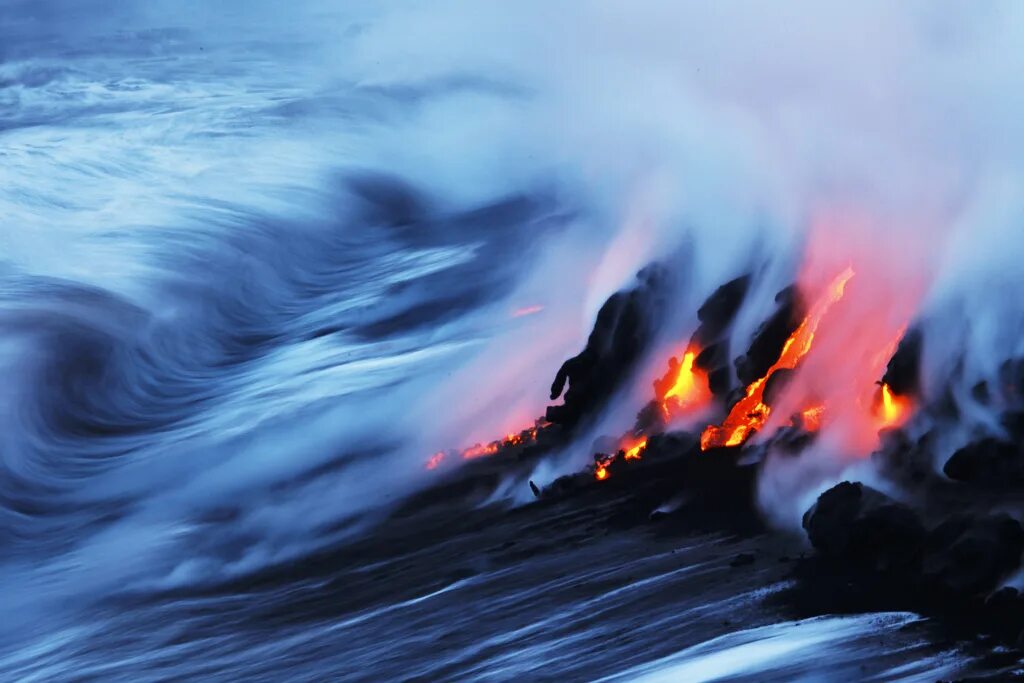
881,328 -> 922,397
922,513 -> 1024,595
943,437 -> 1024,487
694,275 -> 751,344
802,481 -> 925,573
546,266 -> 669,428
734,285 -> 805,387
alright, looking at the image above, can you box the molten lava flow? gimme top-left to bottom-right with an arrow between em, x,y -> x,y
875,382 -> 911,428
799,404 -> 825,432
594,454 -> 614,480
463,442 -> 500,460
701,267 -> 855,450
428,419 -> 549,467
622,437 -> 647,460
655,347 -> 711,422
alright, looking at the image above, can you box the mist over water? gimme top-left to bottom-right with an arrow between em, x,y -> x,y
2,1 -> 1024,678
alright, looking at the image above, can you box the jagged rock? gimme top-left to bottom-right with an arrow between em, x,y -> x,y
943,438 -> 1024,486
735,285 -> 804,387
546,266 -> 669,428
694,275 -> 751,342
693,343 -> 734,398
686,275 -> 752,399
802,481 -> 925,572
922,513 -> 1024,595
881,328 -> 922,396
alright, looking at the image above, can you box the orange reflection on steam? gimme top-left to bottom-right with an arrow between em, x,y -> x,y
799,404 -> 825,432
511,305 -> 544,318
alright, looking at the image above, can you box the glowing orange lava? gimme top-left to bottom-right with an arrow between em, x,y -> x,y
425,451 -> 445,470
875,382 -> 911,428
655,347 -> 711,422
701,267 -> 855,450
453,420 -> 548,462
622,437 -> 647,460
462,442 -> 500,459
594,454 -> 614,480
799,404 -> 825,432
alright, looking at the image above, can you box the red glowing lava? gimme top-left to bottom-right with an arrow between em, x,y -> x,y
655,348 -> 711,422
622,437 -> 647,460
701,267 -> 855,450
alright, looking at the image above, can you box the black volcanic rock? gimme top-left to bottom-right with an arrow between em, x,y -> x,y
922,513 -> 1024,595
881,328 -> 922,397
546,265 -> 669,428
685,274 -> 752,400
943,437 -> 1024,486
694,275 -> 751,343
872,428 -> 935,486
735,285 -> 804,387
802,481 -> 925,573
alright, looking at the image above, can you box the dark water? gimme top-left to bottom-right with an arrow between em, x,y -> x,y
0,4 -> 1010,681
0,486 -> 973,681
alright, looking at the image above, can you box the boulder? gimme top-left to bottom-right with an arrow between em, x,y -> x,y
802,481 -> 926,572
943,438 -> 1024,486
922,513 -> 1024,595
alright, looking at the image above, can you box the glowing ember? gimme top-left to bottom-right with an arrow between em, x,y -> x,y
875,382 -> 911,428
594,454 -> 614,480
463,442 -> 500,459
511,305 -> 544,318
701,267 -> 855,450
428,420 -> 548,468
